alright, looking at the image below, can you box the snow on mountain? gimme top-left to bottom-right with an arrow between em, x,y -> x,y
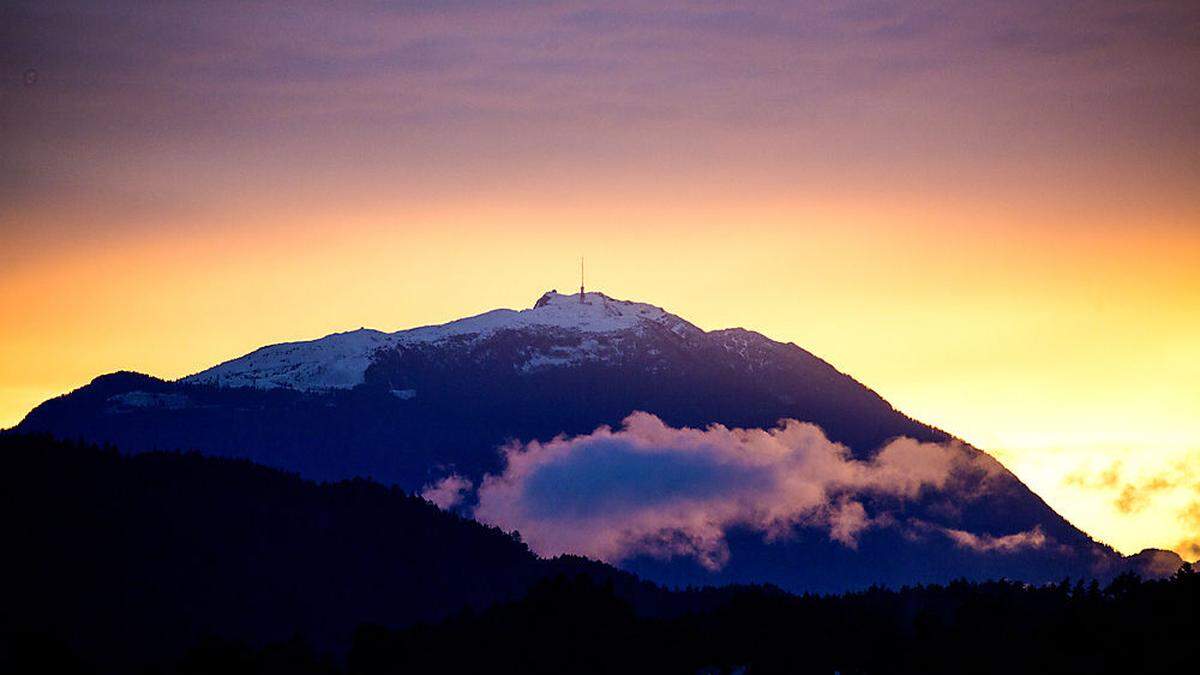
183,291 -> 698,391
183,328 -> 393,391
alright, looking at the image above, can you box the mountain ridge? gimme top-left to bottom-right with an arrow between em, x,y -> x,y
182,290 -> 695,391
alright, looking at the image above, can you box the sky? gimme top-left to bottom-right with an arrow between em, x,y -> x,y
1,1 -> 1198,558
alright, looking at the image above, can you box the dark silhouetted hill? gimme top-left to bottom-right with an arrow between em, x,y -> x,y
0,434 -> 651,670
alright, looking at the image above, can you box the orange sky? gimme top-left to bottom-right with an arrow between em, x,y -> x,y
2,0 -> 1198,558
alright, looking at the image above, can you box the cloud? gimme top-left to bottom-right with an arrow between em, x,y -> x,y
942,526 -> 1047,553
1066,459 -> 1196,515
1114,477 -> 1172,514
1059,455 -> 1200,559
1065,460 -> 1186,514
1174,501 -> 1200,562
421,474 -> 473,510
474,412 -> 1004,569
1064,460 -> 1123,490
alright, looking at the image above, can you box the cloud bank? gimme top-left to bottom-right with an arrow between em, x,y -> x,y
474,412 -> 1015,569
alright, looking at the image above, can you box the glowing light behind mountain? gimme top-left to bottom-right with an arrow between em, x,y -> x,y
1,1 -> 1197,557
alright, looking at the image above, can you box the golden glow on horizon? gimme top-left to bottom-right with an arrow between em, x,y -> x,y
2,193 -> 1197,558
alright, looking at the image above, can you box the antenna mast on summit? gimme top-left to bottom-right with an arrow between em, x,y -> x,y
579,256 -> 585,303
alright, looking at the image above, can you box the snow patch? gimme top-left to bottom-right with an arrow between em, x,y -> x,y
184,329 -> 390,391
107,391 -> 192,410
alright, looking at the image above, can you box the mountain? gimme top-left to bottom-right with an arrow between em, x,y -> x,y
13,290 -> 1180,590
15,291 -> 966,485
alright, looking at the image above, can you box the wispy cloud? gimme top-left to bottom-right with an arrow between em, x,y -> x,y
1061,456 -> 1200,560
421,474 -> 473,510
1067,460 -> 1196,515
943,526 -> 1047,553
1174,501 -> 1200,560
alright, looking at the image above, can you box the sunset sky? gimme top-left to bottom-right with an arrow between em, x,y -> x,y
2,1 -> 1198,558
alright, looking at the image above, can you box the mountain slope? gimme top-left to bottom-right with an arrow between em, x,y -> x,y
13,290 -> 1176,590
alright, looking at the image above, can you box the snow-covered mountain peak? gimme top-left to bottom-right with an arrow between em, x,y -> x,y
183,290 -> 697,391
529,289 -> 670,327
396,289 -> 686,340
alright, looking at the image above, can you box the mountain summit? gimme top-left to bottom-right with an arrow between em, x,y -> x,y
183,291 -> 696,391
15,290 -> 1180,591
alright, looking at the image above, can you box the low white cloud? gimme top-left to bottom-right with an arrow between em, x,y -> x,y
421,474 -> 473,510
943,526 -> 1047,553
474,412 -> 1005,569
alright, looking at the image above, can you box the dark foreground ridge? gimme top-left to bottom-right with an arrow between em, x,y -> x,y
354,570 -> 1200,675
2,434 -> 1197,674
0,434 -> 651,670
